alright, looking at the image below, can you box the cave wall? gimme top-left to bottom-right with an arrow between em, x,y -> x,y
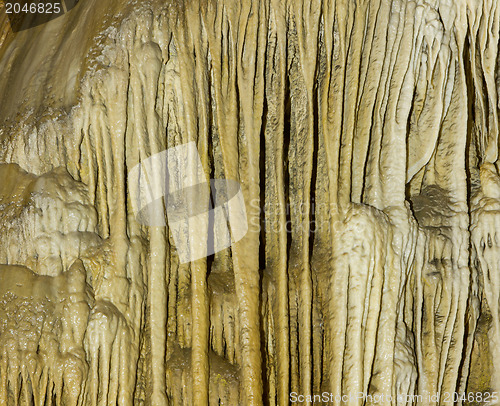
0,0 -> 499,404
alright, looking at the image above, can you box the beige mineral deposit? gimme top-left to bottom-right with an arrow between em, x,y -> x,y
0,0 -> 499,405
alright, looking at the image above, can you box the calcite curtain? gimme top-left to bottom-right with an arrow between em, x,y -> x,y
0,0 -> 499,404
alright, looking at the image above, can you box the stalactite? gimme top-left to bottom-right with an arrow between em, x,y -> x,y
2,0 -> 500,404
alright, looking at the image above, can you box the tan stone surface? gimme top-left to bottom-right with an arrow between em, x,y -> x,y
0,0 -> 499,404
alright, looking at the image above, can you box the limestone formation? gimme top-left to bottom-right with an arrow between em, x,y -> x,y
0,0 -> 499,404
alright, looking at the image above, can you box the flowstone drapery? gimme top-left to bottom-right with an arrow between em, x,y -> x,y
0,0 -> 500,404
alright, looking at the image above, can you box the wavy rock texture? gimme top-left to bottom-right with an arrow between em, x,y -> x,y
0,0 -> 500,404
